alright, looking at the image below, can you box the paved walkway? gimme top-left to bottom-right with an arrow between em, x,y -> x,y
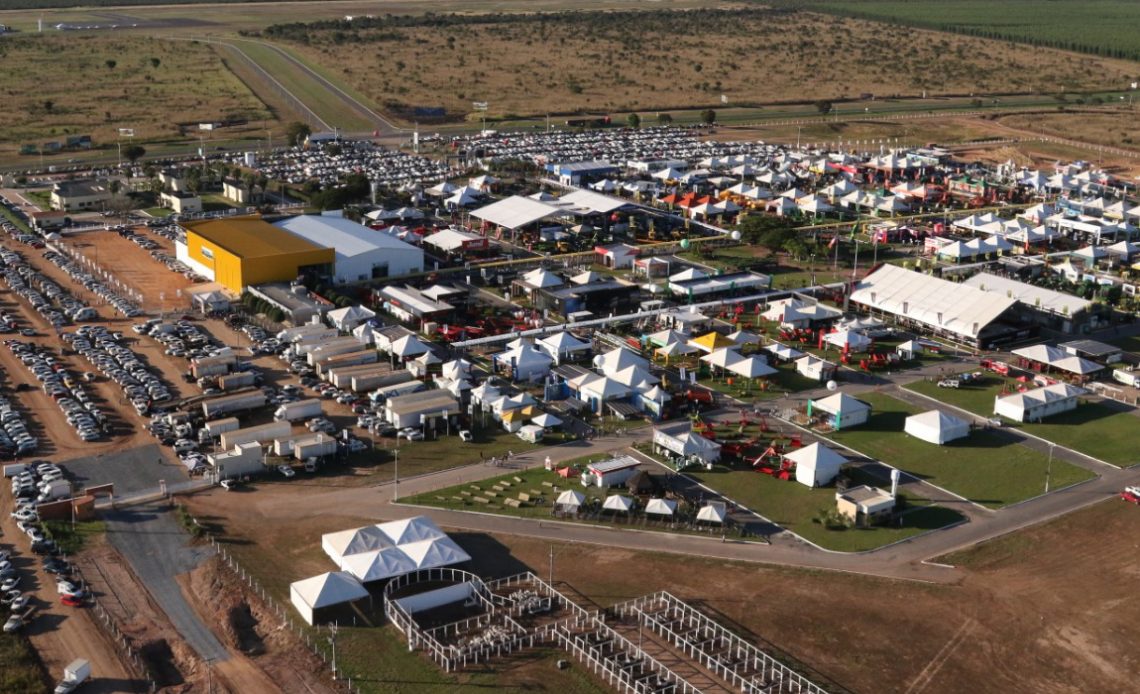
105,502 -> 230,663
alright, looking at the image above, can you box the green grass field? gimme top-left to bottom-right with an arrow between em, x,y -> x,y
907,375 -> 1139,467
0,633 -> 45,693
685,462 -> 964,552
800,0 -> 1140,61
825,392 -> 1094,507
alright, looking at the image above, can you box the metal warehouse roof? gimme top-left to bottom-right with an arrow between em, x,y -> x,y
184,216 -> 328,259
470,195 -> 564,230
961,272 -> 1092,317
850,264 -> 1016,340
274,215 -> 421,260
558,189 -> 631,215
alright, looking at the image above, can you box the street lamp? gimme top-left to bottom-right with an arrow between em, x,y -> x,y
1045,443 -> 1055,493
392,446 -> 399,501
328,622 -> 339,681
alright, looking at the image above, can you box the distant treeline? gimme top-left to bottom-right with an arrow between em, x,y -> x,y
780,0 -> 1140,63
259,6 -> 793,43
2,0 -> 294,7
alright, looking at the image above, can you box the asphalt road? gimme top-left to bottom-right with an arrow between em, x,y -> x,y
104,502 -> 230,664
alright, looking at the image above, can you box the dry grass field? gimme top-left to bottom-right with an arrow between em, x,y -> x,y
273,8 -> 1137,122
999,109 -> 1140,149
0,34 -> 271,154
183,482 -> 1140,694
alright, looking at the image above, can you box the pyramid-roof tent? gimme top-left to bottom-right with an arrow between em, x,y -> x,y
290,572 -> 369,625
785,443 -> 847,488
603,495 -> 635,513
689,331 -> 737,353
339,547 -> 418,580
399,536 -> 471,569
904,410 -> 970,445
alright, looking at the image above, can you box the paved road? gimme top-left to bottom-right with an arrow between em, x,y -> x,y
104,502 -> 230,664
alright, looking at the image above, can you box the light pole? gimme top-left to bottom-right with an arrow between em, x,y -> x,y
328,622 -> 339,681
1045,443 -> 1055,493
392,446 -> 399,501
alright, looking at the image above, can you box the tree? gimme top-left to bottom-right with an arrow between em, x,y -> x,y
105,59 -> 117,69
149,57 -> 161,68
656,112 -> 673,125
700,109 -> 716,125
626,113 -> 641,129
285,121 -> 312,147
42,100 -> 54,114
739,214 -> 798,250
122,144 -> 146,163
815,100 -> 832,115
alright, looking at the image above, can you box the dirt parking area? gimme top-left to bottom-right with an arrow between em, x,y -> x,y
184,480 -> 1140,694
59,227 -> 202,316
0,502 -> 143,692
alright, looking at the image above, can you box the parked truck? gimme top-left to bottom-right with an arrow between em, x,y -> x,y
190,353 -> 237,379
218,372 -> 257,392
1113,368 -> 1140,388
37,479 -> 71,503
54,658 -> 90,694
3,462 -> 29,478
274,398 -> 323,422
201,391 -> 266,419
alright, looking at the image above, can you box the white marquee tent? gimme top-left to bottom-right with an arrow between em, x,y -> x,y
786,443 -> 847,488
645,498 -> 677,517
321,516 -> 470,584
904,410 -> 970,445
290,572 -> 369,626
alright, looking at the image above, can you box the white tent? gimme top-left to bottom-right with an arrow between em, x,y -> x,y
290,572 -> 369,626
521,268 -> 564,289
904,410 -> 970,445
669,267 -> 708,282
727,330 -> 761,345
765,343 -> 805,362
339,547 -> 418,581
727,356 -> 778,379
377,516 -> 446,545
495,344 -> 554,381
602,495 -> 634,513
571,270 -> 605,285
555,489 -> 586,510
644,498 -> 677,517
322,525 -> 393,562
399,537 -> 471,569
539,331 -> 591,362
531,412 -> 563,428
809,392 -> 871,430
823,330 -> 872,352
390,335 -> 431,358
327,305 -> 376,332
352,322 -> 377,346
696,502 -> 727,525
700,347 -> 744,370
785,443 -> 847,488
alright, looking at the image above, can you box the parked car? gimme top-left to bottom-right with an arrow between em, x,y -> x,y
3,614 -> 23,633
276,465 -> 295,479
60,593 -> 84,607
459,430 -> 474,443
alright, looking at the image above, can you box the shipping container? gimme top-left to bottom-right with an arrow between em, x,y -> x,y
273,398 -> 323,422
218,371 -> 256,392
203,417 -> 241,438
219,420 -> 292,450
201,391 -> 266,418
294,434 -> 338,460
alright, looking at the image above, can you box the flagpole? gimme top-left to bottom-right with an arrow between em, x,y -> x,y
851,239 -> 860,281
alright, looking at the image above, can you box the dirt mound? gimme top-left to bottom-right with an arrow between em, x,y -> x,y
186,555 -> 336,693
138,639 -> 185,689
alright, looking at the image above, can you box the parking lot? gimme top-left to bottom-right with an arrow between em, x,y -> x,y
56,226 -> 202,315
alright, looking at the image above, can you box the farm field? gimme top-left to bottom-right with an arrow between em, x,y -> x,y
0,34 -> 271,156
825,392 -> 1094,507
998,110 -> 1140,150
183,483 -> 1140,694
906,375 -> 1140,467
801,0 -> 1140,61
265,8 -> 1138,123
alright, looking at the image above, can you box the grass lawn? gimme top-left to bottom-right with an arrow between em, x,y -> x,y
826,392 -> 1094,507
907,375 -> 1138,466
403,455 -> 734,540
378,423 -> 559,478
143,206 -> 171,217
1107,334 -> 1140,356
0,206 -> 34,234
683,460 -> 963,552
42,520 -> 106,555
23,190 -> 51,209
200,193 -> 237,211
0,632 -> 45,693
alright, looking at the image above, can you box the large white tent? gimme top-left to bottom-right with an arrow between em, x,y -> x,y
602,494 -> 634,513
290,572 -> 369,626
785,443 -> 847,488
696,502 -> 727,524
321,516 -> 470,584
904,410 -> 970,445
644,498 -> 677,517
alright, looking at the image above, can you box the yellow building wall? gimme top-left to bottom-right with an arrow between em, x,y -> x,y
240,248 -> 334,287
185,232 -> 244,293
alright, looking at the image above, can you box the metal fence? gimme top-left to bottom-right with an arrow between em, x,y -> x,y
175,504 -> 363,693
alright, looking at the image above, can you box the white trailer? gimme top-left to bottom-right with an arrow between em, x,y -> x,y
294,434 -> 338,460
315,349 -> 378,376
203,417 -> 241,439
292,328 -> 338,346
208,442 -> 264,478
306,338 -> 369,366
326,363 -> 386,390
218,372 -> 256,392
580,456 -> 641,488
1113,368 -> 1140,388
274,398 -> 323,422
219,420 -> 292,450
3,463 -> 28,478
278,323 -> 336,343
191,353 -> 237,379
369,378 -> 423,404
201,391 -> 266,419
295,336 -> 359,357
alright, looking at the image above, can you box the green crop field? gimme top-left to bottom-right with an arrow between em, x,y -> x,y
798,0 -> 1140,62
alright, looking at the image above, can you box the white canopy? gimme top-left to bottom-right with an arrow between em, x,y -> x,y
521,268 -> 564,288
531,412 -> 563,428
727,330 -> 761,345
339,547 -> 418,581
701,348 -> 744,369
727,356 -> 778,379
904,410 -> 970,445
556,490 -> 586,508
603,495 -> 634,512
823,330 -> 872,352
644,498 -> 677,516
765,343 -> 805,361
391,334 -> 431,358
472,195 -> 563,230
696,502 -> 727,524
290,572 -> 369,625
